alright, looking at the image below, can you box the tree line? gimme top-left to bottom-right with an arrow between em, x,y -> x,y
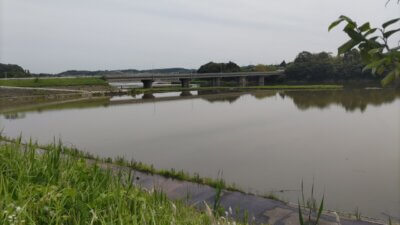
0,49 -> 392,83
197,61 -> 281,73
284,50 -> 378,81
197,51 -> 380,82
0,63 -> 30,78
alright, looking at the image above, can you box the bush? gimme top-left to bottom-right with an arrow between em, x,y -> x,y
285,50 -> 376,81
198,61 -> 240,73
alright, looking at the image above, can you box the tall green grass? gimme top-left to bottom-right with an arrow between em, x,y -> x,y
298,180 -> 324,225
0,77 -> 107,87
0,141 -> 241,225
0,135 -> 247,196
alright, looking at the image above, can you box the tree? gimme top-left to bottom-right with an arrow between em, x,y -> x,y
197,62 -> 222,73
294,51 -> 313,63
224,61 -> 241,72
279,60 -> 287,67
197,61 -> 240,73
0,63 -> 29,78
286,51 -> 337,81
329,6 -> 400,86
254,64 -> 269,72
285,50 -> 376,81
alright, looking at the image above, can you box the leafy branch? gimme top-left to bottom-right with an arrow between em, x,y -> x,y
329,16 -> 400,86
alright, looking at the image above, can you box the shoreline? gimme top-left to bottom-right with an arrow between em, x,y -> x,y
0,136 -> 390,225
0,84 -> 343,109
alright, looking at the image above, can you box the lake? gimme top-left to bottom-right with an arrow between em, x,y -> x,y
1,88 -> 399,219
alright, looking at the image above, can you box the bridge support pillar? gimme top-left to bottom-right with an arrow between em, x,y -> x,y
212,77 -> 221,86
180,78 -> 191,88
239,77 -> 247,87
141,80 -> 154,89
258,76 -> 265,86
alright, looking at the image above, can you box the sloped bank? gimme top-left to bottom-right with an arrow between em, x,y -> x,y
0,137 -> 390,225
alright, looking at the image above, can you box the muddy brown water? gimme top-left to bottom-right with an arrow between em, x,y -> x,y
1,89 -> 399,220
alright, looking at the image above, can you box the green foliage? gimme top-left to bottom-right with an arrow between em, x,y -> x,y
0,141 -> 244,225
0,63 -> 29,78
213,178 -> 224,217
329,14 -> 400,86
298,180 -> 325,225
253,64 -> 270,72
354,207 -> 362,221
285,50 -> 374,81
0,77 -> 108,87
240,64 -> 278,72
198,61 -> 241,73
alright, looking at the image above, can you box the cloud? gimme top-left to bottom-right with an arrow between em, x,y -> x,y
1,0 -> 398,73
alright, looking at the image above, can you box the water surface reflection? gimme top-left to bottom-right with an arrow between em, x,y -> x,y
0,89 -> 399,219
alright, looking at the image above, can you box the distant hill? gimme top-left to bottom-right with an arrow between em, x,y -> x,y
141,68 -> 196,74
57,68 -> 195,76
0,64 -> 196,77
0,63 -> 30,78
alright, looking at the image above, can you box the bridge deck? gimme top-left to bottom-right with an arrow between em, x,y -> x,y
105,70 -> 284,81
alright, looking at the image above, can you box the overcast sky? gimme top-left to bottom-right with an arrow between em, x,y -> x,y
0,0 -> 399,73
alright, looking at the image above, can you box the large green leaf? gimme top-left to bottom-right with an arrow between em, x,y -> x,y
359,22 -> 371,32
368,36 -> 379,41
364,28 -> 377,37
368,48 -> 381,55
344,26 -> 364,41
383,28 -> 400,38
339,15 -> 357,27
338,39 -> 359,55
328,18 -> 344,31
381,71 -> 395,86
362,58 -> 387,73
382,18 -> 400,28
377,66 -> 385,75
360,50 -> 372,64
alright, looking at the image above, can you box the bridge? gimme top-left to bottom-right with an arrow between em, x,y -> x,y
104,70 -> 285,88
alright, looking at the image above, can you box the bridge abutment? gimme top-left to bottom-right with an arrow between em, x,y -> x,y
141,80 -> 154,89
179,78 -> 191,88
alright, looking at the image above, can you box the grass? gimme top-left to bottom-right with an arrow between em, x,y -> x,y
0,135 -> 282,203
0,136 -> 393,225
0,77 -> 108,87
354,207 -> 362,221
131,84 -> 343,95
0,139 -> 243,225
298,180 -> 324,225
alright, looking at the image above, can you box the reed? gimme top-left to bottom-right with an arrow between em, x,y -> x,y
0,141 -> 243,225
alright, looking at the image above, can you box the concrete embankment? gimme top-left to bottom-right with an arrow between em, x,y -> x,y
0,86 -> 118,109
95,161 -> 385,225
